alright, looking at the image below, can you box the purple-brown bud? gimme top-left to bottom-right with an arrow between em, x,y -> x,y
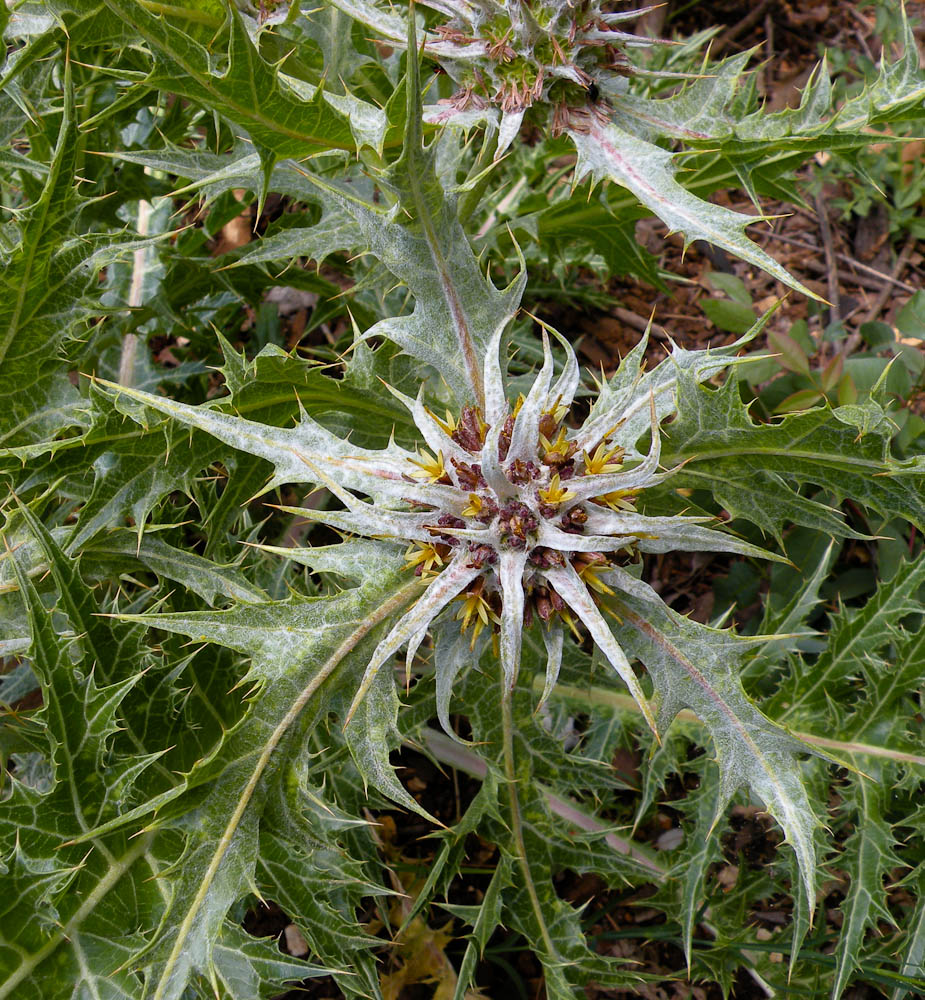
498,414 -> 515,461
451,458 -> 486,491
452,405 -> 486,453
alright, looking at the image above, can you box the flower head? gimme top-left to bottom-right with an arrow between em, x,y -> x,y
323,321 -> 774,740
416,0 -> 662,133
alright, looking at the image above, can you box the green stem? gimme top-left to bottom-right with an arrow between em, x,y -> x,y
544,679 -> 925,768
422,727 -> 663,875
500,675 -> 556,958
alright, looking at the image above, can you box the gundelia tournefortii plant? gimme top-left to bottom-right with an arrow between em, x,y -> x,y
3,1 -> 925,998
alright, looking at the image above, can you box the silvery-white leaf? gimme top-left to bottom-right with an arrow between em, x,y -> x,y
498,549 -> 528,690
577,321 -> 770,458
433,622 -> 484,742
346,554 -> 481,725
496,110 -> 525,158
507,330 -> 554,465
537,625 -> 564,712
542,562 -> 657,736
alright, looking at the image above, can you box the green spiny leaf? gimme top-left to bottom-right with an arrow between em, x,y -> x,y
893,868 -> 925,1000
662,373 -> 925,540
98,0 -> 357,157
771,558 -> 925,727
0,519 -> 163,1000
611,593 -> 825,926
0,63 -> 90,450
832,777 -> 901,1000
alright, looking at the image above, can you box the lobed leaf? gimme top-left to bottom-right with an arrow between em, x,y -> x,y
569,121 -> 818,299
610,589 -> 826,934
661,373 -> 925,540
96,0 -> 357,158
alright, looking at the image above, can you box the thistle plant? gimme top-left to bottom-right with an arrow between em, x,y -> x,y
3,3 -> 925,999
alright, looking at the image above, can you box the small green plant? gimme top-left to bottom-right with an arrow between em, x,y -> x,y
2,3 -> 925,998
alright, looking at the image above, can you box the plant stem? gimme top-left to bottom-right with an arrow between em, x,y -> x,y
499,675 -> 556,958
118,193 -> 152,387
543,679 -> 925,768
422,727 -> 663,874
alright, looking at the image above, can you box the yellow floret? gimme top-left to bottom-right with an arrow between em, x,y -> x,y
582,439 -> 626,476
578,563 -> 614,596
408,449 -> 446,483
537,473 -> 576,507
425,406 -> 457,436
404,542 -> 445,576
544,394 -> 568,423
592,488 -> 640,512
558,607 -> 582,641
455,591 -> 500,647
461,493 -> 484,518
539,426 -> 570,459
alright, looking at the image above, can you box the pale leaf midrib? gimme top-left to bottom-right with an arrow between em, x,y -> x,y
616,603 -> 810,876
673,447 -> 886,472
406,156 -> 483,409
152,579 -> 418,999
37,382 -> 413,460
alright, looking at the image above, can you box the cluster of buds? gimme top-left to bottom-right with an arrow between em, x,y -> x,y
404,390 -> 641,645
417,0 -> 665,139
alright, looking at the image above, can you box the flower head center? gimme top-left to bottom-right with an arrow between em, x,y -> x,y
402,393 -> 650,641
